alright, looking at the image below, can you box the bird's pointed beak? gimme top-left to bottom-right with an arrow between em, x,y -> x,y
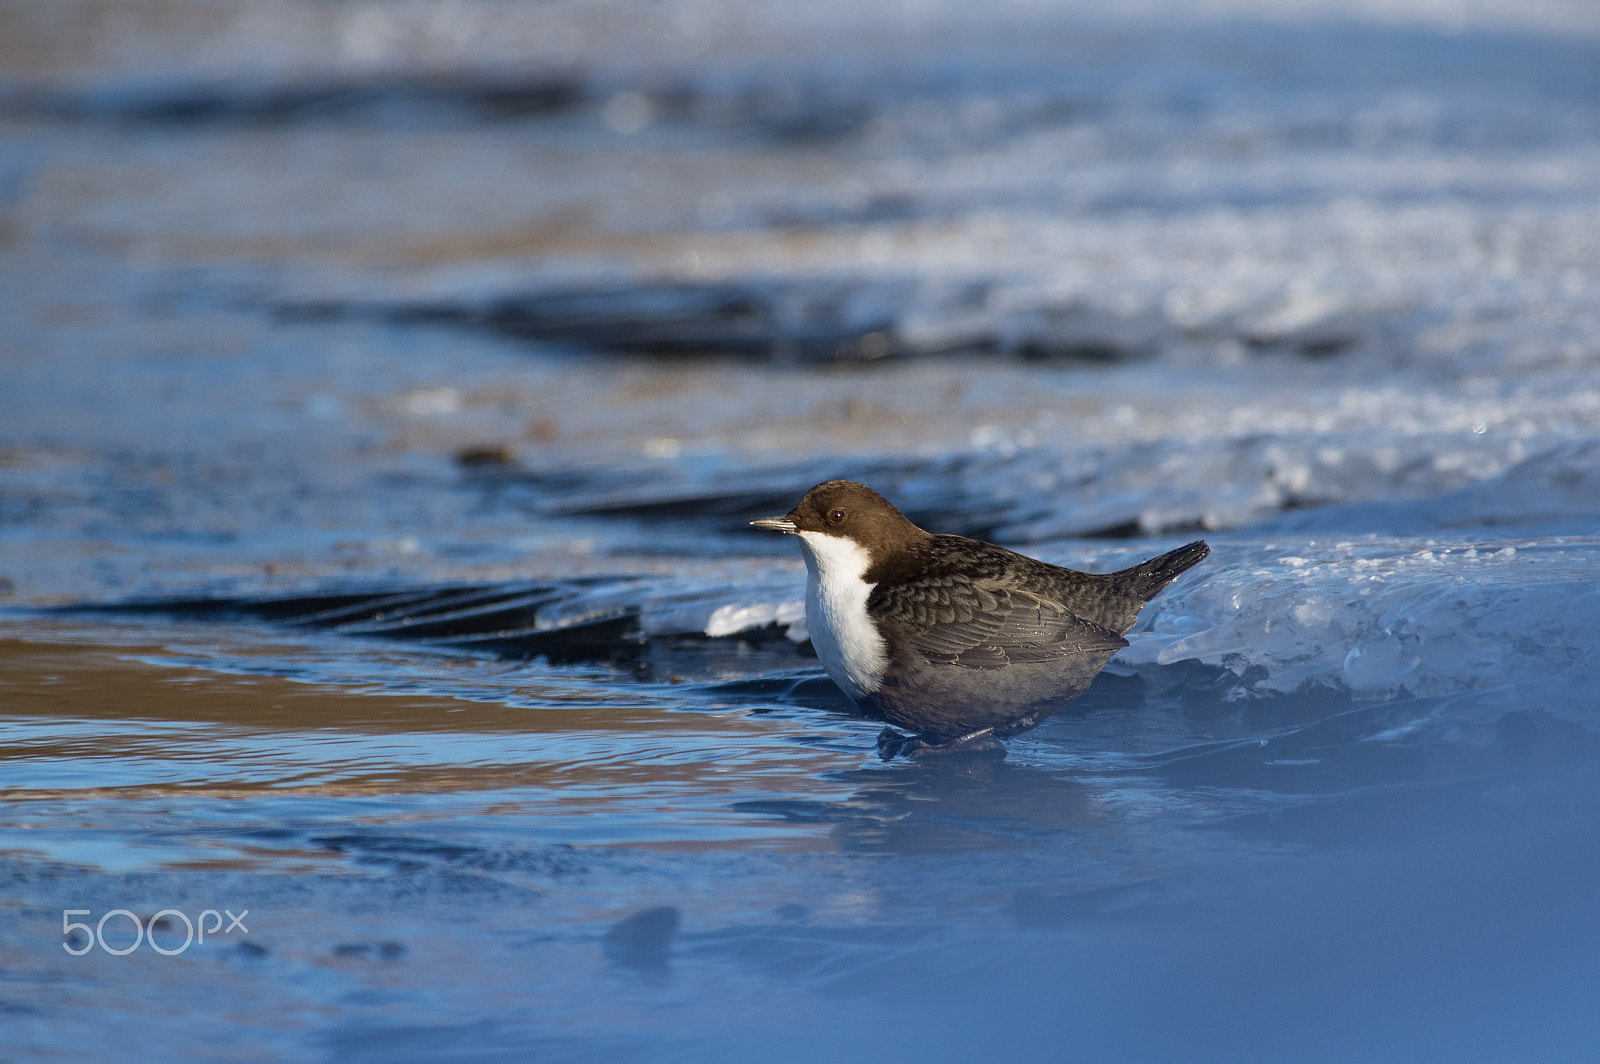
750,515 -> 798,533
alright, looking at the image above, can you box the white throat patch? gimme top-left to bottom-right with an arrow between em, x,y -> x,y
795,531 -> 888,702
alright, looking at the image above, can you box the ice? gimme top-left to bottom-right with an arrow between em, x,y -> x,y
1119,536 -> 1600,714
704,598 -> 807,641
501,404 -> 1594,547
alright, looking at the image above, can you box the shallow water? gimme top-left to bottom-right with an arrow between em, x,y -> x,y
3,1 -> 1600,1060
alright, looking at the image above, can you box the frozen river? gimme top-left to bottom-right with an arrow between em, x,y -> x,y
2,1 -> 1599,1059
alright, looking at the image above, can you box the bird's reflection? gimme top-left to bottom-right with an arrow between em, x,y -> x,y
737,755 -> 1106,856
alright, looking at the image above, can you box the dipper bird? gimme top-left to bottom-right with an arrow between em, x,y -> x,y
752,480 -> 1208,757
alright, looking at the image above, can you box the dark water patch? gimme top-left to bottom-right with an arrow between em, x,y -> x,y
651,79 -> 876,143
481,453 -> 1018,540
625,634 -> 817,685
49,584 -> 829,679
56,579 -> 654,665
7,16 -> 1599,146
308,833 -> 588,878
2,75 -> 584,126
0,70 -> 879,144
269,583 -> 579,634
281,276 -> 1183,366
700,673 -> 856,715
271,277 -> 1459,411
311,833 -> 497,873
310,279 -> 916,364
460,450 -> 1172,543
331,940 -> 407,961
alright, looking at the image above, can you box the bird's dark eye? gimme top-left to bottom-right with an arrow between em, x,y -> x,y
828,508 -> 846,524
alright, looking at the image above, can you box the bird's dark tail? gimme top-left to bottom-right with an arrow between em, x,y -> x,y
1115,540 -> 1210,602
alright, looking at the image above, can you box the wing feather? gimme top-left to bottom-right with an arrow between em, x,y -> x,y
871,580 -> 1127,670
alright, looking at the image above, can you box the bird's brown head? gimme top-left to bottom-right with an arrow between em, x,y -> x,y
751,480 -> 927,553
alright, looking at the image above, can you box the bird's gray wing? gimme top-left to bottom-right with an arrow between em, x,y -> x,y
870,580 -> 1128,670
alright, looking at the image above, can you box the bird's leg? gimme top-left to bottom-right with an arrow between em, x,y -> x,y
876,728 -> 914,760
877,726 -> 1005,760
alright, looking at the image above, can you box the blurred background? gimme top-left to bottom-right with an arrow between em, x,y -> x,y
3,1 -> 1600,1060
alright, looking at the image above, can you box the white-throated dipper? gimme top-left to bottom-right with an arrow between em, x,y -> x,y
752,480 -> 1209,757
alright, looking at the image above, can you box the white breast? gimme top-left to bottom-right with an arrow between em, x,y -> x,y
795,530 -> 888,703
